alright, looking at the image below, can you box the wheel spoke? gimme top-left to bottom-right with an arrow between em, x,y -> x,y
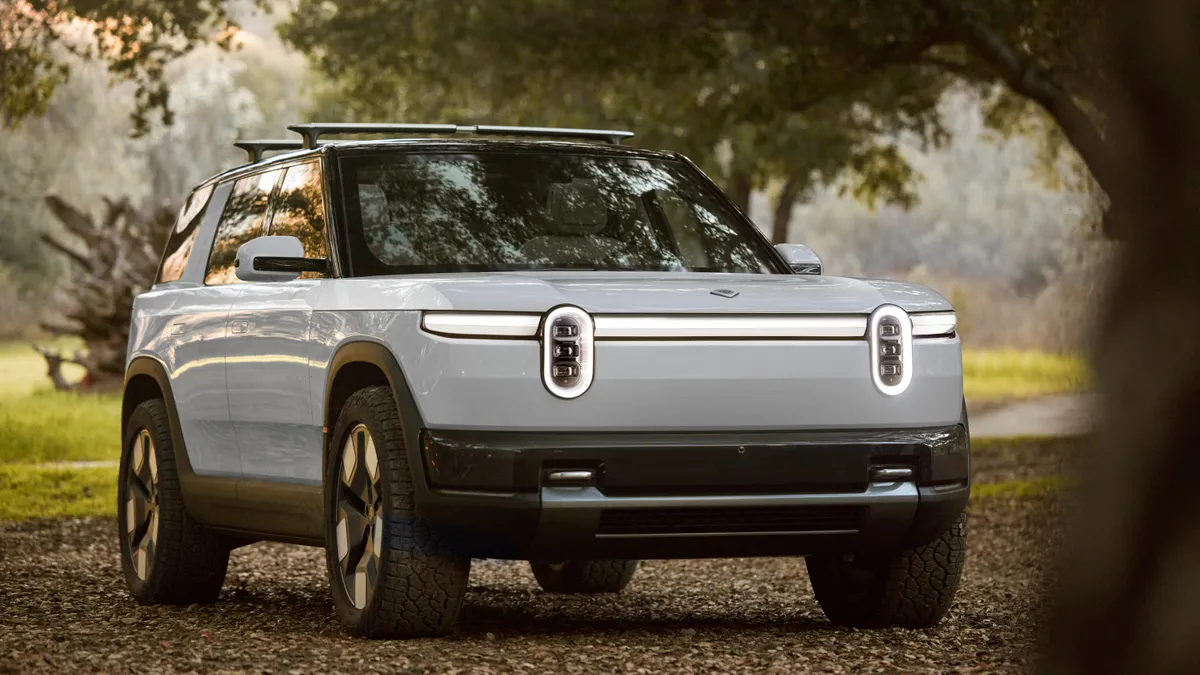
364,434 -> 379,484
125,429 -> 159,581
135,522 -> 155,578
146,436 -> 158,484
336,423 -> 385,610
353,530 -> 379,610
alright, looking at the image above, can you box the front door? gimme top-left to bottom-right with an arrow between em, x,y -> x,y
225,161 -> 331,483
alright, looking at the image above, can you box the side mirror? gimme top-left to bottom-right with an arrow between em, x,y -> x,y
775,243 -> 823,275
235,235 -> 327,282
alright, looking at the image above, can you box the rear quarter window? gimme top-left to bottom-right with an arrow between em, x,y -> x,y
156,184 -> 215,283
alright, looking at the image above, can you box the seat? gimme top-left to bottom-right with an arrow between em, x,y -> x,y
520,178 -> 625,265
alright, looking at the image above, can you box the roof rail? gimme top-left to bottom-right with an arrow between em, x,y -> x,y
233,139 -> 308,163
286,122 -> 635,149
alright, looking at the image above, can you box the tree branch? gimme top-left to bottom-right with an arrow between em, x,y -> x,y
769,25 -> 955,118
37,232 -> 91,270
923,0 -> 1117,201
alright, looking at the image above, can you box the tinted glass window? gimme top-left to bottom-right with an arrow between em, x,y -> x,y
269,162 -> 328,278
205,169 -> 281,285
156,184 -> 214,283
339,152 -> 780,275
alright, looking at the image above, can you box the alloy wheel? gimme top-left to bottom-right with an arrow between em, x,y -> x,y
335,424 -> 384,610
124,429 -> 160,581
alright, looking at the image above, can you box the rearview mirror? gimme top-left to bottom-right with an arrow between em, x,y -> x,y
775,243 -> 823,275
235,235 -> 327,282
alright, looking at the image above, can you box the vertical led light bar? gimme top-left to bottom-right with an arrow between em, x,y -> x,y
868,305 -> 913,396
541,305 -> 595,399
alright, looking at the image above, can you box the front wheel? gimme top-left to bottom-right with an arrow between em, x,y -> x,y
324,386 -> 470,638
806,510 -> 967,628
530,560 -> 639,594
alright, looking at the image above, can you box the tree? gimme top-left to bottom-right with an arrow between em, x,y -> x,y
281,0 -> 1110,234
1,0 -> 236,133
35,195 -> 171,388
2,34 -> 273,385
280,1 -> 960,240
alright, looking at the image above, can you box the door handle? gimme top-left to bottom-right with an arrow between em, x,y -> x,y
230,319 -> 250,335
171,323 -> 186,336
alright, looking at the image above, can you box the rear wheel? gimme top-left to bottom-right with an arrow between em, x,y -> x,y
324,386 -> 470,638
118,399 -> 230,604
806,511 -> 967,628
530,560 -> 639,594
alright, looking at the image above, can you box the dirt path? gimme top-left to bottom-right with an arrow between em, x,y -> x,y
970,393 -> 1095,438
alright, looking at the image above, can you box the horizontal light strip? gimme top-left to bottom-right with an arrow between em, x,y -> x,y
593,315 -> 867,339
910,312 -> 958,338
421,312 -> 540,337
422,312 -> 888,340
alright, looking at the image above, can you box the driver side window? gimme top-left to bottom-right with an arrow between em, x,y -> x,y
205,169 -> 282,285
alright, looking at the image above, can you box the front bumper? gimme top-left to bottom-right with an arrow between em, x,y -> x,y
414,424 -> 970,560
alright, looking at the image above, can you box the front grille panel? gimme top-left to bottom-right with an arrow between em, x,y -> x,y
596,505 -> 863,536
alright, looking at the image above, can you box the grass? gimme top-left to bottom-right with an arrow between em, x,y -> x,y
0,464 -> 117,521
971,475 -> 1066,502
0,340 -> 121,465
962,349 -> 1087,402
0,339 -> 87,398
0,389 -> 121,463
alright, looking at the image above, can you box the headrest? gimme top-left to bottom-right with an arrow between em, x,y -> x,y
546,178 -> 606,235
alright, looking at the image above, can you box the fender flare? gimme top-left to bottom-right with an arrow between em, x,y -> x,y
123,356 -> 199,478
322,340 -> 430,496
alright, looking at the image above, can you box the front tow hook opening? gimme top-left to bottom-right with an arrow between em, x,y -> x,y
869,466 -> 914,482
544,469 -> 597,487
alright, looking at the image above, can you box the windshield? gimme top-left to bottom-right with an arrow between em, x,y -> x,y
337,151 -> 783,275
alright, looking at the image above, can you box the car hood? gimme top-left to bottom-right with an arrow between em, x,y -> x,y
320,272 -> 953,314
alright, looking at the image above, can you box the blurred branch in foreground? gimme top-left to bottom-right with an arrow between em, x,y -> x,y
1042,0 -> 1200,672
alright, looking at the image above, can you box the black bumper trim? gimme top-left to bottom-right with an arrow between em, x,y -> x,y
421,424 -> 969,495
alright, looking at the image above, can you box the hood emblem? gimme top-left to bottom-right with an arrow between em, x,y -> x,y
711,289 -> 739,299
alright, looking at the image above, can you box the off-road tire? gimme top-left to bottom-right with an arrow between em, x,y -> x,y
530,560 -> 639,594
324,386 -> 470,638
118,399 -> 230,604
806,511 -> 967,628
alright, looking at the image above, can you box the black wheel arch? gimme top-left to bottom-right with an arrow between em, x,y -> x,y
322,340 -> 431,504
123,357 -> 198,478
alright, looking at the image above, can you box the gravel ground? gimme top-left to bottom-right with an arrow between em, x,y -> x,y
2,449 -> 1064,675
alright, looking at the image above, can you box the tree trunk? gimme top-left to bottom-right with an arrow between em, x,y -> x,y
726,170 -> 753,216
771,178 -> 803,245
37,195 -> 171,388
1040,1 -> 1200,672
921,0 -> 1121,236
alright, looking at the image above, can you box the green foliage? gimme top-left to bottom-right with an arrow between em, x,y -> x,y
280,0 -> 1109,208
2,1 -> 236,133
0,464 -> 116,521
279,0 -> 966,214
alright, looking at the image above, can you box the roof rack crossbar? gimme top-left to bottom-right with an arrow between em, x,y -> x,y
286,122 -> 634,148
233,139 -> 308,163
